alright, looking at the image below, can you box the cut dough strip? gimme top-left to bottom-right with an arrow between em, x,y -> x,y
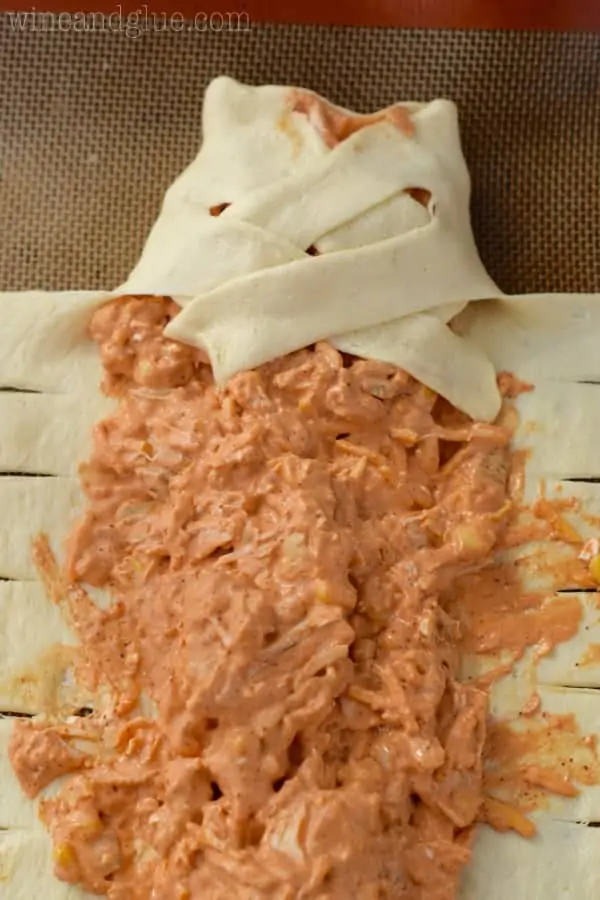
0,582 -> 88,715
459,817 -> 600,900
120,77 -> 330,302
521,478 -> 600,544
461,587 -> 600,721
497,540 -> 589,593
0,477 -> 81,580
0,827 -> 95,899
537,602 -> 600,689
487,685 -> 600,823
0,292 -> 109,394
514,382 -> 600,480
455,293 -> 600,384
464,593 -> 600,694
0,392 -> 112,477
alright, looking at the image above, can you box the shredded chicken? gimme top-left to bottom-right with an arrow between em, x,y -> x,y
11,296 -> 516,899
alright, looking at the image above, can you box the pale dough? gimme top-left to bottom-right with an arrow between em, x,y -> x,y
460,817 -> 600,900
484,685 -> 600,822
455,293 -> 600,384
0,581 -> 86,715
0,828 -> 95,900
0,291 -> 111,393
0,391 -> 112,477
121,77 -> 504,421
0,477 -> 82,580
513,382 -> 600,480
1,77 -> 600,899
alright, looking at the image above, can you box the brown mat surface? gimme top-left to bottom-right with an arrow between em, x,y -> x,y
0,21 -> 598,294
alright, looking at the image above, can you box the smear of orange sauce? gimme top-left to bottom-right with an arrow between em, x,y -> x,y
578,643 -> 600,667
485,713 -> 600,812
290,89 -> 414,147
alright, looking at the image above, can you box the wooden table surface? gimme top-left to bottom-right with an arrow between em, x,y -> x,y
1,0 -> 599,30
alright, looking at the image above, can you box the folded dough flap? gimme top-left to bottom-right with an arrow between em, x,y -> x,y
125,78 -> 474,293
0,582 -> 90,716
223,119 -> 440,250
315,190 -> 430,253
125,79 -> 435,290
0,291 -> 110,393
120,77 -> 329,299
459,818 -> 600,900
0,827 -> 95,899
165,76 -> 330,212
333,313 -> 500,422
115,215 -> 306,301
164,221 -> 497,380
455,293 -> 600,384
0,391 -> 113,477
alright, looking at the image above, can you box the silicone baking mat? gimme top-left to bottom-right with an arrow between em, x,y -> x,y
0,20 -> 598,294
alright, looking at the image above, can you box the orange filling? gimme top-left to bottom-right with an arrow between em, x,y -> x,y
9,295 -> 599,899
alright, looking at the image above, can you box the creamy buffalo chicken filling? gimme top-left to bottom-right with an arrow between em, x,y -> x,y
9,297 -> 592,899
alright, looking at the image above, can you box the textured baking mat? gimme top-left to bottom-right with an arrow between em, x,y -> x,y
0,20 -> 599,293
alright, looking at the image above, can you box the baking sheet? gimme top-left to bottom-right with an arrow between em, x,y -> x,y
0,21 -> 599,293
1,26 -> 600,897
